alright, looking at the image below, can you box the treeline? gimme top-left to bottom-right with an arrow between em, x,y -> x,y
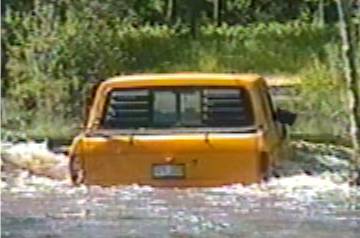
1,0 -> 359,140
2,0 -> 340,26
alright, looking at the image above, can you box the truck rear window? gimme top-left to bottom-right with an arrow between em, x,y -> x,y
101,88 -> 254,129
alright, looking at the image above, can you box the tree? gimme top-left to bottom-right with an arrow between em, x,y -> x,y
165,0 -> 177,24
213,0 -> 224,26
335,0 -> 360,185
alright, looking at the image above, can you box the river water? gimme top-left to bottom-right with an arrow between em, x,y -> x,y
1,142 -> 360,238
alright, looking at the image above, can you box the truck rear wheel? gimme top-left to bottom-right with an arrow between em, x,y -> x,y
69,155 -> 84,186
260,152 -> 271,181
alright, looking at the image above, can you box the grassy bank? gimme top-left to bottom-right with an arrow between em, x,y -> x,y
2,3 -> 357,141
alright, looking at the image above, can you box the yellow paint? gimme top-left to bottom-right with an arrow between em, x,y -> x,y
70,73 -> 292,187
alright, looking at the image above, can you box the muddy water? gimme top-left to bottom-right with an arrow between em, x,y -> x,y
1,143 -> 360,238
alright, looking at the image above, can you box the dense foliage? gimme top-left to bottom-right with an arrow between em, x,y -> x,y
1,0 -> 359,140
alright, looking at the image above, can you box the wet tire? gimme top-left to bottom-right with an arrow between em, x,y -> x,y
69,155 -> 84,186
262,166 -> 272,182
260,152 -> 276,182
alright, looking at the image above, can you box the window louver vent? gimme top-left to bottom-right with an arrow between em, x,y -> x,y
102,88 -> 253,129
103,90 -> 151,128
203,89 -> 251,126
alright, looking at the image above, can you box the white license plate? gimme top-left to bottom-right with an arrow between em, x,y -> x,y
152,164 -> 185,179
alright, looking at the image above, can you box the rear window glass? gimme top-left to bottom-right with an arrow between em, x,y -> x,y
101,87 -> 254,129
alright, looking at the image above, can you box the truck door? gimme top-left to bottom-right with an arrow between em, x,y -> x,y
257,83 -> 284,165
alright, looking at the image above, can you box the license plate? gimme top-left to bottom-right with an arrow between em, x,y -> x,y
152,164 -> 185,179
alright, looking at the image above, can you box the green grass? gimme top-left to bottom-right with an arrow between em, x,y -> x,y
277,58 -> 348,137
2,14 -> 355,141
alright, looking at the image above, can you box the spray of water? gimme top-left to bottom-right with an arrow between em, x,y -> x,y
1,141 -> 359,237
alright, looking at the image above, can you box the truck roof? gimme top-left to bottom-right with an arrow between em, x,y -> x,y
101,73 -> 263,89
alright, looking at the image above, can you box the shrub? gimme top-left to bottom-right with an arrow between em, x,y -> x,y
2,1 -> 349,140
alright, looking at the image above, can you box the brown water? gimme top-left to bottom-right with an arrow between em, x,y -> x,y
1,142 -> 360,237
2,173 -> 360,238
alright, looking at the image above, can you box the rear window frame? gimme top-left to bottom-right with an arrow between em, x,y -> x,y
99,86 -> 255,130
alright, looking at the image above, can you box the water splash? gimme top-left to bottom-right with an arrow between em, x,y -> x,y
1,141 -> 360,237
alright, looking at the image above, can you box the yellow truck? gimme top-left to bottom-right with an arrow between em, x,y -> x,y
69,73 -> 296,187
